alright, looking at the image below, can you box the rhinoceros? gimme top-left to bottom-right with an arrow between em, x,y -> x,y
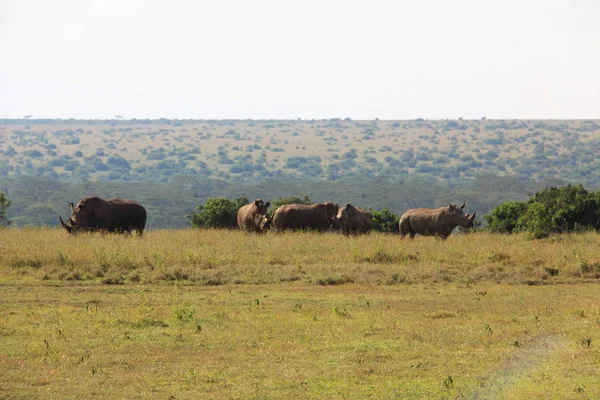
59,196 -> 147,235
334,203 -> 373,235
399,203 -> 475,239
272,202 -> 339,232
237,198 -> 271,233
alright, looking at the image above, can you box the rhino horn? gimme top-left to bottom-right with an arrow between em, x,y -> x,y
470,211 -> 476,220
59,215 -> 73,233
69,202 -> 75,212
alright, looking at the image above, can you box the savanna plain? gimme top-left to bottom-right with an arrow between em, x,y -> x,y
1,229 -> 600,399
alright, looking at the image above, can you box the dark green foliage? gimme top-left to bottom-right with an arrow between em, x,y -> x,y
92,158 -> 110,172
485,201 -> 528,234
371,208 -> 399,233
270,195 -> 313,212
188,197 -> 248,228
64,137 -> 80,145
107,155 -> 131,170
521,185 -> 600,238
0,192 -> 11,227
4,146 -> 17,157
486,185 -> 600,238
24,150 -> 43,158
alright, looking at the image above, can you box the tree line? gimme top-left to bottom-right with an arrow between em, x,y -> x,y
3,184 -> 600,237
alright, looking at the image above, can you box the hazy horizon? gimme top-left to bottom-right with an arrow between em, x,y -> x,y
1,0 -> 599,120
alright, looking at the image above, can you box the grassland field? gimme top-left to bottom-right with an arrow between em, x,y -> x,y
2,228 -> 600,399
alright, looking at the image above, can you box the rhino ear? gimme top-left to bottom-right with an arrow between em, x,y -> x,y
69,202 -> 74,211
265,201 -> 270,208
254,200 -> 260,206
448,204 -> 455,209
459,203 -> 465,209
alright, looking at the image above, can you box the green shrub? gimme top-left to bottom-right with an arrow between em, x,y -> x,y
486,184 -> 600,237
188,197 -> 249,228
485,201 -> 527,233
371,208 -> 399,233
270,195 -> 313,212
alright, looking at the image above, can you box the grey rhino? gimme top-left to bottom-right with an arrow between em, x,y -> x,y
59,196 -> 147,235
399,203 -> 475,239
272,202 -> 339,232
334,203 -> 373,235
237,198 -> 271,233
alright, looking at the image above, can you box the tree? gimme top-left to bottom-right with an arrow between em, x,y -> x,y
485,185 -> 600,238
0,192 -> 12,227
270,195 -> 313,212
188,197 -> 248,228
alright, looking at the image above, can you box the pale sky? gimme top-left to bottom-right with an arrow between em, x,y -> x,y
1,0 -> 599,120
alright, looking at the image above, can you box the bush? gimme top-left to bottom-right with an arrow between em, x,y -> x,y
0,192 -> 11,227
521,185 -> 600,234
485,201 -> 527,234
107,154 -> 131,170
485,185 -> 600,237
371,208 -> 399,233
24,150 -> 44,158
270,195 -> 313,212
188,197 -> 248,228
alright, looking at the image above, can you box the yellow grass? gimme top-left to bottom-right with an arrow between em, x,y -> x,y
1,229 -> 600,398
2,229 -> 600,285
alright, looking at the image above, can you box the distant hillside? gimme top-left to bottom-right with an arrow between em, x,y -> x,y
1,118 -> 599,185
1,118 -> 596,228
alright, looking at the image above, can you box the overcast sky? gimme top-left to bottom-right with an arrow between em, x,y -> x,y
0,0 -> 599,120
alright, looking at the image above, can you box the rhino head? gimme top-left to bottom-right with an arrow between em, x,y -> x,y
254,199 -> 270,216
328,215 -> 342,230
449,203 -> 476,229
259,214 -> 273,232
59,201 -> 89,233
323,202 -> 340,219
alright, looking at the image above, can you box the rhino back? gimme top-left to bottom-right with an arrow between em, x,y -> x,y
273,204 -> 330,230
106,199 -> 146,230
402,207 -> 456,236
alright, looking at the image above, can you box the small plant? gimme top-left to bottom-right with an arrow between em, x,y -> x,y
175,306 -> 196,322
317,275 -> 354,286
443,375 -> 454,388
333,305 -> 351,318
57,250 -> 73,267
544,267 -> 559,276
487,250 -> 510,262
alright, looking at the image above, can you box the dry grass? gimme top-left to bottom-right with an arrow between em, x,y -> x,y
1,229 -> 600,398
2,228 -> 600,286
